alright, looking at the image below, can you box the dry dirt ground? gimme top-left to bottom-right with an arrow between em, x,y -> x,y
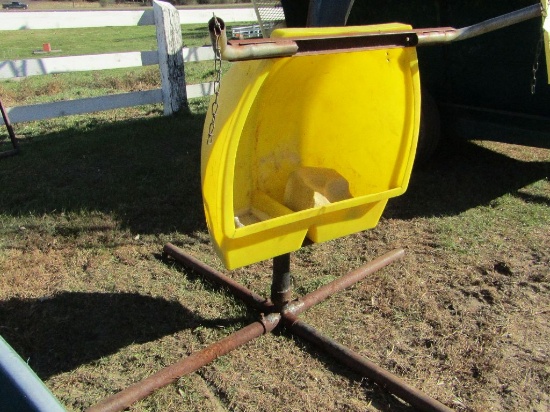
0,131 -> 548,412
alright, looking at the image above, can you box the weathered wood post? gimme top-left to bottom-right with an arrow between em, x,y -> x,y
153,0 -> 189,115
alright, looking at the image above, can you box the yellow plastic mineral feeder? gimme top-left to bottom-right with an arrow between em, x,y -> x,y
201,23 -> 421,269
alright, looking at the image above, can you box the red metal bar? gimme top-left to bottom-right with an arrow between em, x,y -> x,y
284,248 -> 405,317
87,314 -> 281,412
283,314 -> 453,412
163,243 -> 273,312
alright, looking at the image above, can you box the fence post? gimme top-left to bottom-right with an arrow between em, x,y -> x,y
153,0 -> 189,115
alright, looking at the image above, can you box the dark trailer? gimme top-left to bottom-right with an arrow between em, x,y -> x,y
277,0 -> 550,155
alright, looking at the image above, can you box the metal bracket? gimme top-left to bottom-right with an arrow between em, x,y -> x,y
210,4 -> 544,61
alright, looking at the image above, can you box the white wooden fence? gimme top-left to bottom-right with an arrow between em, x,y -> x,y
0,2 -> 257,125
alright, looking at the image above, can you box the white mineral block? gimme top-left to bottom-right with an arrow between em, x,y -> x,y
284,167 -> 352,211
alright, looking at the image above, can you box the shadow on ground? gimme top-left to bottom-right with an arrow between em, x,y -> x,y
2,115 -> 548,235
0,288 -> 420,411
386,141 -> 549,220
0,291 -> 248,380
0,112 -> 207,235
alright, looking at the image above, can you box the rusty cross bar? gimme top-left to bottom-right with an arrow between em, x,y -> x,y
88,244 -> 453,412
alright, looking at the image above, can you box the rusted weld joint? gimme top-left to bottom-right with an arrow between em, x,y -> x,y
260,312 -> 282,334
281,300 -> 304,316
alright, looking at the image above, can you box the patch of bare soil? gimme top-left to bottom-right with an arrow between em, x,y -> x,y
0,140 -> 548,411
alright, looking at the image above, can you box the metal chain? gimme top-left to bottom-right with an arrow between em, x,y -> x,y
207,16 -> 223,145
531,28 -> 544,95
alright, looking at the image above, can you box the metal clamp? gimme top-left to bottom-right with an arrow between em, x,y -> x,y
209,4 -> 544,62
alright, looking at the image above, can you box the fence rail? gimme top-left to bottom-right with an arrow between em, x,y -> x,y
0,46 -> 217,79
0,2 -> 256,125
0,7 -> 257,30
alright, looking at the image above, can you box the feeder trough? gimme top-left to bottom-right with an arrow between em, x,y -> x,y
202,23 -> 421,269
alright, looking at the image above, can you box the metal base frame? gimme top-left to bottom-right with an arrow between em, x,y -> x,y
88,243 -> 452,412
0,99 -> 20,159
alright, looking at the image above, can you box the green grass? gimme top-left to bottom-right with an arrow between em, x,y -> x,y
0,26 -> 159,60
0,22 -> 253,60
0,23 -> 232,107
436,188 -> 550,255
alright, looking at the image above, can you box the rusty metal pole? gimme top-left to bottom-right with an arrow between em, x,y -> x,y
87,314 -> 281,412
0,98 -> 20,159
271,253 -> 292,308
285,248 -> 405,316
277,249 -> 455,411
416,3 -> 543,45
283,313 -> 453,412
